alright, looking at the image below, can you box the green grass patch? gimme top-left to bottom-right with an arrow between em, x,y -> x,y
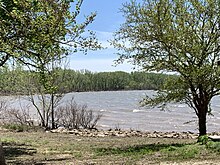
96,143 -> 186,157
206,141 -> 220,153
162,144 -> 202,160
1,137 -> 17,144
1,124 -> 43,132
95,142 -> 207,161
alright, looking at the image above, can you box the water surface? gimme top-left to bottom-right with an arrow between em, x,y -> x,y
64,90 -> 220,133
5,90 -> 220,133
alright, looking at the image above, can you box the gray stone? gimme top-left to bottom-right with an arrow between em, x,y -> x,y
209,136 -> 220,142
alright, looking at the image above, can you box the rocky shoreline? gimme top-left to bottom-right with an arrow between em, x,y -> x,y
49,128 -> 202,139
2,125 -> 220,139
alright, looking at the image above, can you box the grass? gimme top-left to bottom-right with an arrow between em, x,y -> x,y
161,144 -> 202,160
1,131 -> 220,164
1,124 -> 44,132
95,142 -> 203,162
96,143 -> 185,156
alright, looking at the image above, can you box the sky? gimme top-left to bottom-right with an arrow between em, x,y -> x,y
68,0 -> 141,72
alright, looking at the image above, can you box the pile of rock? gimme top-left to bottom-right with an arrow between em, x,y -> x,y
50,128 -> 199,139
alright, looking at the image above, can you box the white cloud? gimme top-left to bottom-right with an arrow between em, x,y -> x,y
68,30 -> 138,72
95,30 -> 114,48
69,59 -> 135,72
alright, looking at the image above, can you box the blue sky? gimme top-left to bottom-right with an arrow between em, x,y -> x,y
69,0 -> 141,72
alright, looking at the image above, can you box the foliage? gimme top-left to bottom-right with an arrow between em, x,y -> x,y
0,66 -> 172,95
0,64 -> 27,95
26,61 -> 67,129
0,0 -> 101,130
60,69 -> 169,92
198,135 -> 209,145
112,0 -> 220,135
0,0 -> 100,162
0,0 -> 101,68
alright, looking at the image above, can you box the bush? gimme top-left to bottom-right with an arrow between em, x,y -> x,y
198,135 -> 209,145
55,98 -> 102,129
0,100 -> 44,132
0,103 -> 33,126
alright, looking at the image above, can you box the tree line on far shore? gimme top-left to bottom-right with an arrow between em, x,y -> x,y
0,65 -> 174,95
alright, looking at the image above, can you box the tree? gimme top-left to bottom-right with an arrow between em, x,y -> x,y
0,0 -> 100,162
26,61 -> 68,129
0,0 -> 100,67
112,0 -> 220,136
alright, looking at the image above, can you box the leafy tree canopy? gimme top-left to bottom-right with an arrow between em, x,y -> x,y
0,0 -> 101,161
112,0 -> 220,136
0,0 -> 101,68
0,0 -> 101,96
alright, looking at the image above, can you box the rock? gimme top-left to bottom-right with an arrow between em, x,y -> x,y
48,128 -> 203,139
97,133 -> 105,137
209,136 -> 220,142
149,134 -> 157,138
164,134 -> 174,138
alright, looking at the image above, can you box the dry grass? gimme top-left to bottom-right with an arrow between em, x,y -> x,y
1,131 -> 220,165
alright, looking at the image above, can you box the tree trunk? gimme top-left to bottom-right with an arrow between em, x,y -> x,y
198,105 -> 207,136
198,114 -> 206,136
51,93 -> 55,129
0,142 -> 6,165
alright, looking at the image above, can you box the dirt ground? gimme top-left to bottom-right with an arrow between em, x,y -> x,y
1,130 -> 220,165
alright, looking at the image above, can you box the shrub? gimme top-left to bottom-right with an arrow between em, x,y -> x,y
0,100 -> 44,132
55,97 -> 102,129
0,103 -> 33,126
198,135 -> 209,145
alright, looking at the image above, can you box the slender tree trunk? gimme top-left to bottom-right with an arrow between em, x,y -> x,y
41,119 -> 46,128
51,93 -> 55,129
0,142 -> 6,165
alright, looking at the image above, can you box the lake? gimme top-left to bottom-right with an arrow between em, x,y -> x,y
5,90 -> 220,133
66,90 -> 220,133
